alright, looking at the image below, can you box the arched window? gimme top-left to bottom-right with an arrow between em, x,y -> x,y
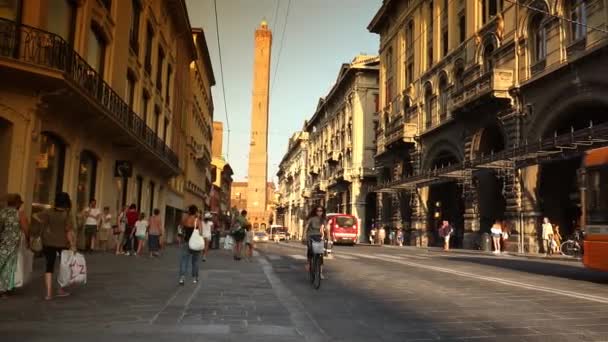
530,13 -> 547,64
568,0 -> 587,42
438,75 -> 448,120
33,133 -> 66,210
424,84 -> 434,129
483,42 -> 495,73
76,150 -> 98,211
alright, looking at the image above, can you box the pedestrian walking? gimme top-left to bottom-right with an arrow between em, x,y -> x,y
232,210 -> 248,261
123,204 -> 139,256
440,221 -> 454,251
97,206 -> 112,252
201,212 -> 213,261
32,192 -> 76,301
244,225 -> 254,262
378,226 -> 386,246
552,225 -> 562,254
389,229 -> 395,245
370,227 -> 376,245
114,205 -> 127,255
179,205 -> 203,285
0,194 -> 29,297
81,199 -> 101,252
541,217 -> 554,255
397,229 -> 404,246
134,213 -> 148,256
148,209 -> 163,257
490,220 -> 502,254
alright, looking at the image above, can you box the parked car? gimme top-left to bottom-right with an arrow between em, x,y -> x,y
253,231 -> 269,242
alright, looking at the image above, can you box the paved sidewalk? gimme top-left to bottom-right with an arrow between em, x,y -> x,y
0,246 -> 319,341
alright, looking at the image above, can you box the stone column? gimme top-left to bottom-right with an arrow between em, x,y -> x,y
350,180 -> 367,243
410,187 -> 429,247
462,181 -> 480,249
513,165 -> 542,253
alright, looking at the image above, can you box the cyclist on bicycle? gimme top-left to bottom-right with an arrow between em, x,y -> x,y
305,205 -> 327,280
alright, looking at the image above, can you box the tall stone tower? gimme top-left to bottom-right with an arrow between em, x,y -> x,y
246,20 -> 272,225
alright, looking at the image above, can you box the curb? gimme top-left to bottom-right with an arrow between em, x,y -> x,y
425,247 -> 580,262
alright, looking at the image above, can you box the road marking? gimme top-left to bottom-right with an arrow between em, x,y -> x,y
334,254 -> 358,260
288,254 -> 307,260
376,253 -> 429,261
341,252 -> 608,305
253,250 -> 260,257
266,254 -> 282,260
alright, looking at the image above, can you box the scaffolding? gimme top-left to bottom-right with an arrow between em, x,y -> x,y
372,121 -> 608,193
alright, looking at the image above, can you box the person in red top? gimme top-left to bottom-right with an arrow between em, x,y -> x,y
123,204 -> 139,256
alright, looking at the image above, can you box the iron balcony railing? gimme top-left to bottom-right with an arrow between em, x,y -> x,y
0,18 -> 179,169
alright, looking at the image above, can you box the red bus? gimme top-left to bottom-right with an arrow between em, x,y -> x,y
326,213 -> 359,245
581,146 -> 608,271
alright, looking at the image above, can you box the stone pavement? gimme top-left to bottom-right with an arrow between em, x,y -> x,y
0,246 -> 321,341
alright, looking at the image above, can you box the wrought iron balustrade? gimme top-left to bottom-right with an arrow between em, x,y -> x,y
0,18 -> 179,169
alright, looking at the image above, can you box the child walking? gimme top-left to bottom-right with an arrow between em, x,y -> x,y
134,213 -> 148,256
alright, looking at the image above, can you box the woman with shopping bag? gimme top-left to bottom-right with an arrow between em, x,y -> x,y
178,205 -> 204,285
32,192 -> 77,300
0,193 -> 29,297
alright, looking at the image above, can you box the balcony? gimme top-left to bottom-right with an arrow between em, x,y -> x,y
449,68 -> 513,114
385,121 -> 417,147
0,18 -> 179,175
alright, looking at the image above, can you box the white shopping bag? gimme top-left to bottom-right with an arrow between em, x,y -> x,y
14,235 -> 33,288
188,229 -> 205,251
58,250 -> 87,287
223,235 -> 235,250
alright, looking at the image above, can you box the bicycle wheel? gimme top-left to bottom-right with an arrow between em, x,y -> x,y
561,240 -> 577,257
312,254 -> 321,289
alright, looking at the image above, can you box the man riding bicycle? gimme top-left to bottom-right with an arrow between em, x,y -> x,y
305,205 -> 327,280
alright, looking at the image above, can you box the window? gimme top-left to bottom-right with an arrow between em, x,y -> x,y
148,181 -> 155,216
406,61 -> 414,86
427,0 -> 434,68
142,91 -> 150,125
530,14 -> 547,63
569,0 -> 587,42
126,73 -> 136,109
483,0 -> 503,25
47,0 -> 76,44
165,64 -> 172,102
154,106 -> 161,136
458,12 -> 466,43
483,43 -> 495,73
438,75 -> 448,120
163,118 -> 169,142
87,25 -> 106,75
424,84 -> 433,129
442,0 -> 448,56
76,151 -> 97,212
144,23 -> 154,74
136,175 -> 143,213
0,0 -> 21,21
33,133 -> 66,210
156,47 -> 165,91
100,0 -> 111,10
454,62 -> 464,90
405,20 -> 414,85
129,0 -> 141,53
385,47 -> 394,105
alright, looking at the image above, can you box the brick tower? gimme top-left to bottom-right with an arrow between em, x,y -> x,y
246,20 -> 272,226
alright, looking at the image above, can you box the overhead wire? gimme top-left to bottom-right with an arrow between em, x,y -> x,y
213,0 -> 231,160
270,0 -> 292,95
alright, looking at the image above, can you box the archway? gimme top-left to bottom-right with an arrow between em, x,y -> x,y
475,124 -> 507,233
33,132 -> 66,213
427,151 -> 465,247
0,117 -> 12,198
538,103 -> 608,237
365,192 -> 377,241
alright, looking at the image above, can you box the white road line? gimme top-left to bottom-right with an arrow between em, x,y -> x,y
334,254 -> 358,260
252,250 -> 260,257
341,252 -> 608,305
376,253 -> 429,260
266,254 -> 282,260
289,254 -> 307,260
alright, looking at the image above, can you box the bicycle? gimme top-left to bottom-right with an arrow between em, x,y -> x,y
561,231 -> 584,257
308,236 -> 324,289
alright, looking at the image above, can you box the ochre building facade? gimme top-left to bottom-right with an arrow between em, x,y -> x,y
369,0 -> 608,251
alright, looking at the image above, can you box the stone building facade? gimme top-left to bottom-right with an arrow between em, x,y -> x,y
277,55 -> 379,241
0,0 -> 214,244
369,0 -> 608,251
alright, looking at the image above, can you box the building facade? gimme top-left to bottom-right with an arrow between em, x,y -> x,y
276,55 -> 379,241
210,120 -> 233,231
0,0 -> 213,245
276,131 -> 309,240
369,0 -> 608,251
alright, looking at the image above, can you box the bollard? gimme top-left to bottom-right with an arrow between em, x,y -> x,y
480,232 -> 492,252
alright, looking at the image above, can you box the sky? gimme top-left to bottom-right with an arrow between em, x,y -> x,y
185,0 -> 381,183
